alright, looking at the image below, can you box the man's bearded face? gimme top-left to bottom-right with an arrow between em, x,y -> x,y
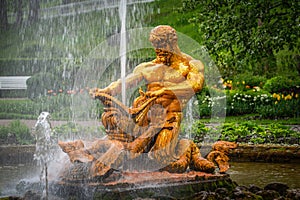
155,49 -> 173,65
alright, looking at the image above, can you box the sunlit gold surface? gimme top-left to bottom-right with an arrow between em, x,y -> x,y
59,25 -> 236,180
207,141 -> 238,173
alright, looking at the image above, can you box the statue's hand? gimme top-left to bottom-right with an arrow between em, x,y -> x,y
89,87 -> 111,99
146,88 -> 165,97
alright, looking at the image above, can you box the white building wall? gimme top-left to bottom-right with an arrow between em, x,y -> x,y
0,76 -> 31,90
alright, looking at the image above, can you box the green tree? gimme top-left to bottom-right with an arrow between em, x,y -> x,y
0,0 -> 8,31
183,0 -> 300,78
28,0 -> 40,24
16,0 -> 23,26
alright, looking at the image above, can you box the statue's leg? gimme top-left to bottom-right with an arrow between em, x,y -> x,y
58,140 -> 94,163
147,128 -> 179,165
148,112 -> 182,164
90,140 -> 125,178
190,142 -> 215,173
206,151 -> 229,173
125,125 -> 162,159
159,139 -> 191,173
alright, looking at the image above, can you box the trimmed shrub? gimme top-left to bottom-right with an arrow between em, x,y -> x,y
263,76 -> 300,94
0,120 -> 34,145
232,73 -> 267,91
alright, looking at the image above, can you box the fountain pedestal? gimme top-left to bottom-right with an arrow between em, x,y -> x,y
53,25 -> 238,199
51,171 -> 236,199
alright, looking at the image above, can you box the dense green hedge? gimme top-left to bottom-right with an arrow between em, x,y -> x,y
263,76 -> 300,94
0,90 -> 27,98
0,92 -> 102,120
231,73 -> 267,91
0,120 -> 34,145
0,99 -> 38,118
0,120 -> 104,145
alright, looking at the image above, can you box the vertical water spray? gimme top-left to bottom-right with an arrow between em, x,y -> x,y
185,96 -> 195,139
32,112 -> 57,199
119,0 -> 127,104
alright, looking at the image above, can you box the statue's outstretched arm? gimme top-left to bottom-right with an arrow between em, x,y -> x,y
93,62 -> 155,96
103,73 -> 143,96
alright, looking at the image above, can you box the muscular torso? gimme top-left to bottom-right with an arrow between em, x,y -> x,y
138,60 -> 192,112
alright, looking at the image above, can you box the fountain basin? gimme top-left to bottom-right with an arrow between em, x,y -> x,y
51,171 -> 235,199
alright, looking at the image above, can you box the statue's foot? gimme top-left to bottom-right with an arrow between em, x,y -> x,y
70,149 -> 95,163
58,140 -> 84,153
90,159 -> 114,180
159,156 -> 188,173
59,140 -> 94,163
218,161 -> 229,173
212,141 -> 238,154
207,151 -> 230,173
206,141 -> 237,173
190,157 -> 215,173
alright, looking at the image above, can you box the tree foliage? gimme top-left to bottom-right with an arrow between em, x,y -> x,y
28,0 -> 40,24
0,0 -> 8,31
182,0 -> 300,78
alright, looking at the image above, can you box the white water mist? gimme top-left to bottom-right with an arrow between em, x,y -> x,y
119,0 -> 127,104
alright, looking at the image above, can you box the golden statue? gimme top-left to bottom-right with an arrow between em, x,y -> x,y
58,25 -> 236,180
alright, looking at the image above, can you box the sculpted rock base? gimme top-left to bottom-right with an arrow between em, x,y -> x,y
51,171 -> 236,200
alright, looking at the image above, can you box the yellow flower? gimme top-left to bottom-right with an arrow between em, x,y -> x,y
275,101 -> 278,104
242,81 -> 245,84
285,94 -> 292,100
296,93 -> 299,98
282,94 -> 284,99
277,95 -> 281,101
272,93 -> 277,98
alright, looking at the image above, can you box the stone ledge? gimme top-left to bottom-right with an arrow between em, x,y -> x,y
51,171 -> 235,199
0,145 -> 35,165
199,143 -> 300,163
229,144 -> 300,163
